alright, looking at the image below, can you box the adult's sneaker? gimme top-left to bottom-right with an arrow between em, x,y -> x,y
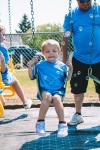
36,121 -> 46,136
57,123 -> 68,138
24,99 -> 32,109
68,114 -> 84,126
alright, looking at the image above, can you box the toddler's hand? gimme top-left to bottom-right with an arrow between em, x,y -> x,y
29,56 -> 39,66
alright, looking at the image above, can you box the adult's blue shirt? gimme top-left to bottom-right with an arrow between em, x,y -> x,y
63,4 -> 100,64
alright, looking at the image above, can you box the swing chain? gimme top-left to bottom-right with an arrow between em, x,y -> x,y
30,0 -> 37,49
30,0 -> 35,35
68,0 -> 72,31
88,0 -> 100,84
67,0 -> 72,56
8,0 -> 12,47
88,0 -> 96,75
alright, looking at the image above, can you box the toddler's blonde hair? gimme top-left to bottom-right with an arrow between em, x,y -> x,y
41,39 -> 61,53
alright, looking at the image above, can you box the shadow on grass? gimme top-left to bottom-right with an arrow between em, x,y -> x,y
19,125 -> 100,150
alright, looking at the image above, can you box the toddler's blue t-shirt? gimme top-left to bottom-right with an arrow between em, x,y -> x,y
32,60 -> 68,94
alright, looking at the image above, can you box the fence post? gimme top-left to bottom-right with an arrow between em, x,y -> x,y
20,54 -> 23,68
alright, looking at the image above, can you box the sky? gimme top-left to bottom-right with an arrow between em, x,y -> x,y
0,0 -> 100,33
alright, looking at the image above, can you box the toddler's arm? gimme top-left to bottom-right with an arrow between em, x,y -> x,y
28,56 -> 39,80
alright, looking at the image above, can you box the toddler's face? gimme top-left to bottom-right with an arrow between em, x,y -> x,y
43,44 -> 60,62
0,31 -> 5,44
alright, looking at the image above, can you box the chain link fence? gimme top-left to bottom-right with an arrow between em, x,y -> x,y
4,32 -> 99,104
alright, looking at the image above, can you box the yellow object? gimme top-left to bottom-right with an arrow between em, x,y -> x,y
8,57 -> 15,74
3,85 -> 15,97
0,73 -> 5,89
0,72 -> 15,97
0,58 -> 15,97
0,58 -> 15,117
0,100 -> 4,118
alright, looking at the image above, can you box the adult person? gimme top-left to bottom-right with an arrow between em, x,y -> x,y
62,0 -> 100,125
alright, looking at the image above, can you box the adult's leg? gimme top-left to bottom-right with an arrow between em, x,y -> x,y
74,93 -> 84,113
68,57 -> 88,125
68,93 -> 84,125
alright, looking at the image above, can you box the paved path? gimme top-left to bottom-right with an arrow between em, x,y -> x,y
0,106 -> 100,150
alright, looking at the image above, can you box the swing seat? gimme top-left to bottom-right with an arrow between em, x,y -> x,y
36,76 -> 67,102
3,85 -> 15,97
89,74 -> 100,84
0,100 -> 4,118
36,66 -> 69,102
0,79 -> 15,97
36,74 -> 42,101
0,76 -> 15,97
88,67 -> 100,84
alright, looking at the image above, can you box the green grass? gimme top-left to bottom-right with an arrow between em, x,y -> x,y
14,69 -> 37,88
3,69 -> 98,102
15,70 -> 95,92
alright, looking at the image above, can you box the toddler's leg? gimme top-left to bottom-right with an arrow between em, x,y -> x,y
36,92 -> 52,136
38,92 -> 52,120
52,94 -> 65,122
52,94 -> 68,138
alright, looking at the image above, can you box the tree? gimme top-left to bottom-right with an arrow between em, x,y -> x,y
36,23 -> 62,32
22,23 -> 63,51
16,14 -> 31,33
